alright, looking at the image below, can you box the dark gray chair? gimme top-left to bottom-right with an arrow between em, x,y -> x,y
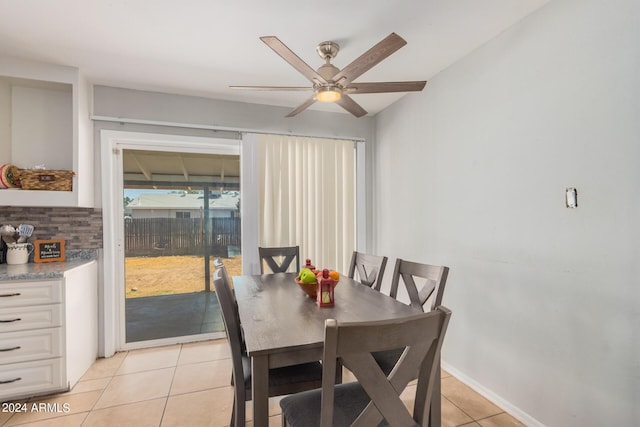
346,251 -> 388,291
374,258 -> 450,376
213,262 -> 322,427
280,307 -> 452,427
389,258 -> 450,311
258,245 -> 300,273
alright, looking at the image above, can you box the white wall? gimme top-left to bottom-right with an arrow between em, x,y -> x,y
0,79 -> 10,161
12,85 -> 72,170
93,85 -> 374,143
374,0 -> 639,426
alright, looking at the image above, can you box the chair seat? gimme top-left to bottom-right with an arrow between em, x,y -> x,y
281,382 -> 387,427
241,355 -> 323,391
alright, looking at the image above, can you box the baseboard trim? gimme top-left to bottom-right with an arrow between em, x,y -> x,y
441,361 -> 546,427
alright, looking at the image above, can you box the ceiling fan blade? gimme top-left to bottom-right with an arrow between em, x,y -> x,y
230,85 -> 312,91
285,96 -> 317,117
345,81 -> 427,94
332,33 -> 407,87
260,36 -> 328,85
335,95 -> 368,118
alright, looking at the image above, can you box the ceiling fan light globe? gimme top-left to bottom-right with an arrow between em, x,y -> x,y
316,86 -> 342,103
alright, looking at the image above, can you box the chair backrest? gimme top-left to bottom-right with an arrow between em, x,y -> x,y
258,245 -> 300,273
212,264 -> 245,391
347,251 -> 388,291
389,258 -> 449,312
319,307 -> 451,427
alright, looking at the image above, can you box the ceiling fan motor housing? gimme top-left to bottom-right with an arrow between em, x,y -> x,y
317,63 -> 340,82
316,41 -> 340,61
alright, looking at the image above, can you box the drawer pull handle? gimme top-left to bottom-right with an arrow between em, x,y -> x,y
0,346 -> 20,352
0,293 -> 21,298
0,377 -> 22,384
0,318 -> 21,323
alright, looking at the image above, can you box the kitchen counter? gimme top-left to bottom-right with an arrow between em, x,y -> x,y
0,249 -> 98,281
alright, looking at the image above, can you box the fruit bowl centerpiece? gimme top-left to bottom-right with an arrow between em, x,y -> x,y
295,276 -> 319,299
295,267 -> 339,299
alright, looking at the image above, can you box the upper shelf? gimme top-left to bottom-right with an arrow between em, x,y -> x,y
0,57 -> 93,207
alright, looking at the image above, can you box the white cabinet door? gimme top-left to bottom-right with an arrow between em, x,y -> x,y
0,281 -> 62,308
0,358 -> 65,400
0,328 -> 63,364
0,305 -> 62,332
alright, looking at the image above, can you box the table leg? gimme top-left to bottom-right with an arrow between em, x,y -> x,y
252,355 -> 269,427
430,358 -> 442,427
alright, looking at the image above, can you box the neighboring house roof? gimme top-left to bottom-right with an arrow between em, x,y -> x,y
127,192 -> 239,211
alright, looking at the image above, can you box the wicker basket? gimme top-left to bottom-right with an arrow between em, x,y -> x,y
19,169 -> 75,191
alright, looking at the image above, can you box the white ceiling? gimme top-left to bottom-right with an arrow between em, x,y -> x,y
0,0 -> 548,117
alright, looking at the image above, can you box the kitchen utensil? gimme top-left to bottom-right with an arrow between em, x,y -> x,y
17,224 -> 34,243
0,225 -> 17,244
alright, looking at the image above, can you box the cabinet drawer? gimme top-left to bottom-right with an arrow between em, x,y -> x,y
0,281 -> 62,308
0,305 -> 62,332
0,328 -> 63,365
0,358 -> 65,401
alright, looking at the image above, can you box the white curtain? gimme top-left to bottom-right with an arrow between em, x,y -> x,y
258,134 -> 355,274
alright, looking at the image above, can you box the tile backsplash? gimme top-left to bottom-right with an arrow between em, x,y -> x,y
0,207 -> 103,249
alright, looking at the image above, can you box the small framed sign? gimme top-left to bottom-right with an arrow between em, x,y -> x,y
34,239 -> 66,263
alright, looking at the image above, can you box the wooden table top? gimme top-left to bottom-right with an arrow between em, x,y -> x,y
233,272 -> 423,358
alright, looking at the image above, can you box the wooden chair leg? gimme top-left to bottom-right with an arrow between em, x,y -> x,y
231,393 -> 246,427
230,394 -> 235,427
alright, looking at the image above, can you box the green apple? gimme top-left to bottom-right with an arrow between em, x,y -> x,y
299,268 -> 317,284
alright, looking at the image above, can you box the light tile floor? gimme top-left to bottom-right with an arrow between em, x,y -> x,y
0,340 -> 527,427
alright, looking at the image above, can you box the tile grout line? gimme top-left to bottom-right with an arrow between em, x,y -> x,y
441,394 -> 480,426
473,411 -> 507,424
159,343 -> 184,427
78,349 -> 130,426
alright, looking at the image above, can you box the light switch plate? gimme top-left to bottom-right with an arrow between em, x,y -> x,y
566,187 -> 577,208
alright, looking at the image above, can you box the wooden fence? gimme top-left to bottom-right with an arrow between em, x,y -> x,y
124,217 -> 241,257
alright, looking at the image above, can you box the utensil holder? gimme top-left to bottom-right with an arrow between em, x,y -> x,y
6,242 -> 34,265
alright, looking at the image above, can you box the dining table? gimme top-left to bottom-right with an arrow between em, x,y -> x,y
232,271 -> 442,427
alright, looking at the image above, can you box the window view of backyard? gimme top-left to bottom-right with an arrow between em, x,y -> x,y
123,189 -> 242,298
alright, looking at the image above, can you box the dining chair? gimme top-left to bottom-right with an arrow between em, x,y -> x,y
213,262 -> 323,427
280,306 -> 452,427
374,258 -> 450,376
346,251 -> 388,291
213,258 -> 242,330
258,245 -> 300,273
389,258 -> 450,311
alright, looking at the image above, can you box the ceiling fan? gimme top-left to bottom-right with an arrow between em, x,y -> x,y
230,33 -> 427,118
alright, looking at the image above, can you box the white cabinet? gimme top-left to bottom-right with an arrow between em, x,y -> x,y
0,57 -> 94,207
0,279 -> 65,399
0,260 -> 98,400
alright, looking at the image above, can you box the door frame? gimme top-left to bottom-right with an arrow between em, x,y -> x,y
100,130 -> 242,354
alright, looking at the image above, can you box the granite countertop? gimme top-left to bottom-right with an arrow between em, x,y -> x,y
0,249 -> 98,281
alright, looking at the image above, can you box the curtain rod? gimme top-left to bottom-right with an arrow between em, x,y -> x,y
92,115 -> 366,142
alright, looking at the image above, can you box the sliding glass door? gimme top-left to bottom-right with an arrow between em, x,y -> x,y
102,131 -> 242,350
